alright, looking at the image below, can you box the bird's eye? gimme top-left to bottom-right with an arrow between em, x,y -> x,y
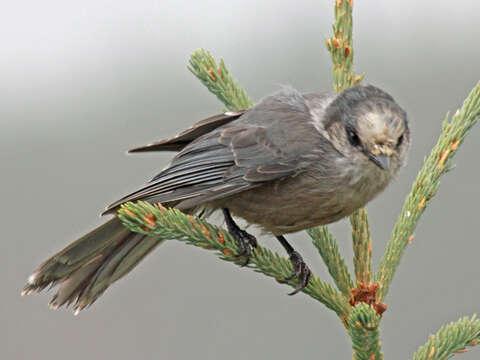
347,129 -> 361,147
396,134 -> 404,148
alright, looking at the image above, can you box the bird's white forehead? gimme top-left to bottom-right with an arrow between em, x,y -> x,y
364,112 -> 388,132
358,110 -> 403,143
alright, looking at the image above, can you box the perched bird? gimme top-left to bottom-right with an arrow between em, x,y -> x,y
23,84 -> 409,313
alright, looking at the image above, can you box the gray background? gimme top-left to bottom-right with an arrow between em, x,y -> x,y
3,1 -> 480,359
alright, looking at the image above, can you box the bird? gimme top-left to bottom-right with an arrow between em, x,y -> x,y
22,84 -> 409,313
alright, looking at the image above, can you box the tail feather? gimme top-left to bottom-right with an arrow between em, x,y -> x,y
23,218 -> 165,313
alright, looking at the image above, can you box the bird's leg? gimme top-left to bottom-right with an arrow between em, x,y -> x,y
222,208 -> 257,266
276,235 -> 311,295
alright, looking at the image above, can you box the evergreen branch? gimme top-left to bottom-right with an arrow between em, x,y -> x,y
350,208 -> 372,285
326,0 -> 373,295
412,315 -> 480,360
308,226 -> 353,297
326,0 -> 364,93
118,201 -> 351,319
188,49 -> 254,111
375,81 -> 480,301
348,303 -> 383,360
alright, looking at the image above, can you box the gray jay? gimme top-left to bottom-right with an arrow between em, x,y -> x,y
23,84 -> 409,312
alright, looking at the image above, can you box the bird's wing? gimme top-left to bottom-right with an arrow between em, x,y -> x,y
104,88 -> 323,213
128,111 -> 245,153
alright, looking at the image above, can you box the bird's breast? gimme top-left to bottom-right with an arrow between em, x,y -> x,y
214,163 -> 393,235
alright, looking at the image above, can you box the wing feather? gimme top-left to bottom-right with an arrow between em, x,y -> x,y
128,111 -> 244,153
105,88 -> 324,214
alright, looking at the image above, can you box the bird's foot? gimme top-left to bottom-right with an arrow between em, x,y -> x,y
222,208 -> 257,266
229,227 -> 257,266
284,251 -> 311,295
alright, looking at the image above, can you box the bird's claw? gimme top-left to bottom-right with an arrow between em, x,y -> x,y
285,251 -> 311,295
230,228 -> 257,266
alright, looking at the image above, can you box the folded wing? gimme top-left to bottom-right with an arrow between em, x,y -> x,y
128,111 -> 245,152
105,88 -> 321,213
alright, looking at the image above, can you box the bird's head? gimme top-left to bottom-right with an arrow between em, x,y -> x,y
326,84 -> 409,173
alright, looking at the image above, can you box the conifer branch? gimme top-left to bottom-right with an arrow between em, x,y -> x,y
308,226 -> 353,298
347,303 -> 383,360
326,0 -> 364,93
412,316 -> 480,360
188,49 -> 254,111
117,201 -> 351,318
350,208 -> 372,285
326,0 -> 372,293
375,81 -> 480,301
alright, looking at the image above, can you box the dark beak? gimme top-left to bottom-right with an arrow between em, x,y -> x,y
369,153 -> 390,170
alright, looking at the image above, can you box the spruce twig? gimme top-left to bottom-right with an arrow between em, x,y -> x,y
375,81 -> 480,301
326,0 -> 373,291
308,226 -> 353,298
350,208 -> 372,285
412,316 -> 480,360
326,0 -> 363,93
188,49 -> 254,111
348,303 -> 383,360
326,4 -> 384,356
118,201 -> 351,318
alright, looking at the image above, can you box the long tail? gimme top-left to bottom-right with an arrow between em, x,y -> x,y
22,218 -> 165,314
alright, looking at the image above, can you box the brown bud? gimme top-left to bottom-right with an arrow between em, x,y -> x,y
143,213 -> 156,227
187,215 -> 198,229
122,209 -> 137,218
217,231 -> 225,245
437,149 -> 450,170
332,38 -> 341,49
207,69 -> 216,81
451,138 -> 459,151
374,302 -> 387,316
418,198 -> 426,211
201,225 -> 211,239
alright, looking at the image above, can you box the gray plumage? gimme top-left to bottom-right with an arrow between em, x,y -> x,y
23,84 -> 410,312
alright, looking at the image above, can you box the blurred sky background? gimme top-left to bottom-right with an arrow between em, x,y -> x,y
2,1 -> 480,359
